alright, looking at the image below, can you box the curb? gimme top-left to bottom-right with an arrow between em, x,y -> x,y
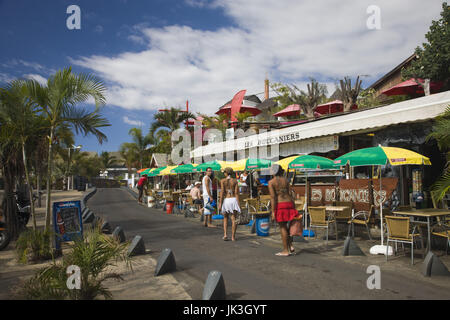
81,187 -> 97,212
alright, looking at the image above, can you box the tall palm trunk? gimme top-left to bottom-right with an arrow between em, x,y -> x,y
45,127 -> 54,232
22,140 -> 36,230
3,168 -> 19,240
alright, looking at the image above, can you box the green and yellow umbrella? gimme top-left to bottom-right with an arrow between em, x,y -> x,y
218,158 -> 273,171
276,155 -> 334,171
145,167 -> 166,177
193,161 -> 222,172
137,168 -> 150,174
171,163 -> 198,174
333,146 -> 431,254
158,165 -> 178,176
333,146 -> 431,167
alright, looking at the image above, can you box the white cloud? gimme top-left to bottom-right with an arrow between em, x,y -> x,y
23,73 -> 47,85
0,73 -> 13,83
70,0 -> 444,115
123,116 -> 144,127
94,25 -> 104,34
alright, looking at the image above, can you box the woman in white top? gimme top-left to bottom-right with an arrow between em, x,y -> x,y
239,170 -> 249,193
218,167 -> 240,241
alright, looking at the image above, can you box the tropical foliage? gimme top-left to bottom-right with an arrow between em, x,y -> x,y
16,229 -> 54,264
16,227 -> 132,300
427,106 -> 450,202
150,107 -> 195,148
402,2 -> 450,94
270,80 -> 329,119
0,67 -> 110,241
26,67 -> 110,232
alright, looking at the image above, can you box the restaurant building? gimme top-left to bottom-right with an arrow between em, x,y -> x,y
191,90 -> 450,208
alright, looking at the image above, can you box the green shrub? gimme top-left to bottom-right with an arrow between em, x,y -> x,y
16,229 -> 54,264
16,227 -> 132,300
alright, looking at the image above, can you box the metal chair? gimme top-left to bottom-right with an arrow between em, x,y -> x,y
347,205 -> 374,240
184,195 -> 200,218
309,206 -> 338,246
385,215 -> 424,265
431,216 -> 450,255
237,195 -> 251,225
171,192 -> 184,215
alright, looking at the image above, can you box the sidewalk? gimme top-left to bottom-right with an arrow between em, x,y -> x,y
138,188 -> 450,290
0,189 -> 192,300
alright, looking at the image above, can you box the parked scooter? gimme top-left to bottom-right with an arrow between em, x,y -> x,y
0,191 -> 38,250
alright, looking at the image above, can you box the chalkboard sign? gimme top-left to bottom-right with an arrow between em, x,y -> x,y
53,200 -> 83,249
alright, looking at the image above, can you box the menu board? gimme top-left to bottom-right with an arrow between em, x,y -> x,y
53,201 -> 83,248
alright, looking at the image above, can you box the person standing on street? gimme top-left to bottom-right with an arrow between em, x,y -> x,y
137,174 -> 148,204
202,167 -> 215,227
268,164 -> 298,256
248,169 -> 262,198
218,167 -> 240,241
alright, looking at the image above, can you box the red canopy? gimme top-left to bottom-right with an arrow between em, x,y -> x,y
381,78 -> 443,96
315,100 -> 357,115
273,104 -> 301,117
215,103 -> 261,117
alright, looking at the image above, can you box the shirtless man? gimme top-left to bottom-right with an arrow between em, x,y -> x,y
268,164 -> 298,256
218,167 -> 240,241
202,167 -> 215,227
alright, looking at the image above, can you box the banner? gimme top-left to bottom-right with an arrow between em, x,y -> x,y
53,200 -> 83,250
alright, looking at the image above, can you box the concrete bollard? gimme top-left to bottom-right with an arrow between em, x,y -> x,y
155,248 -> 176,276
202,271 -> 226,300
112,226 -> 126,243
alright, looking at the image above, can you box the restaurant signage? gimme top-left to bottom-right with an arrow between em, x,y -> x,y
244,131 -> 303,148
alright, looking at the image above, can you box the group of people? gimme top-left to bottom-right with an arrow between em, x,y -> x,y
136,164 -> 300,256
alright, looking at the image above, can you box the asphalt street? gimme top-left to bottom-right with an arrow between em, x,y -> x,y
88,188 -> 450,300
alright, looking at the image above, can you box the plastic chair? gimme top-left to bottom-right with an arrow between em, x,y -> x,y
347,205 -> 374,240
385,215 -> 424,265
309,206 -> 337,246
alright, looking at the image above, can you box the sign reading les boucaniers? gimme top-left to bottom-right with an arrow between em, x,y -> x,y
245,131 -> 302,148
53,200 -> 83,249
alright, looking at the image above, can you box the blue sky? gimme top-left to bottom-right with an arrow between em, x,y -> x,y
0,0 -> 444,153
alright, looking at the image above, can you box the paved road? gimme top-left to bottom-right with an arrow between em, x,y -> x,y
88,188 -> 450,300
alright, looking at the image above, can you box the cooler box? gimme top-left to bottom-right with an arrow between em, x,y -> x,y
255,214 -> 270,237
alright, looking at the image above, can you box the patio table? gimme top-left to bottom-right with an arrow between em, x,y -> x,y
392,209 -> 450,253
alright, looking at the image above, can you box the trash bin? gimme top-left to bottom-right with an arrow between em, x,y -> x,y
166,201 -> 174,214
255,214 -> 270,237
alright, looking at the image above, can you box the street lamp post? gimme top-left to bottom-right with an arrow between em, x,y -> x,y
67,145 -> 82,190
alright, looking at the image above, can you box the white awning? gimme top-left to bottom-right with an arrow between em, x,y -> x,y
191,90 -> 450,159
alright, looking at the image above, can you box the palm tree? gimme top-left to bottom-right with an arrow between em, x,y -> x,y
198,113 -> 229,136
26,67 -> 111,232
0,87 -> 25,239
428,106 -> 450,202
150,108 -> 195,148
0,80 -> 40,229
99,151 -> 118,172
119,142 -> 139,176
128,128 -> 152,169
